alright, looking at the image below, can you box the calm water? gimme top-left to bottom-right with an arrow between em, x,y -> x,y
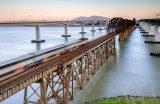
0,26 -> 107,104
0,26 -> 106,62
1,27 -> 160,104
72,27 -> 160,103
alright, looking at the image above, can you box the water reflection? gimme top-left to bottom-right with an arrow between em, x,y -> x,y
92,31 -> 95,39
81,34 -> 84,38
36,43 -> 41,51
64,37 -> 68,43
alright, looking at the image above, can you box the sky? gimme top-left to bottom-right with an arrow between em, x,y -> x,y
0,0 -> 160,21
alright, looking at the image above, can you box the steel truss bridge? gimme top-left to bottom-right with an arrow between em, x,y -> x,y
0,18 -> 136,104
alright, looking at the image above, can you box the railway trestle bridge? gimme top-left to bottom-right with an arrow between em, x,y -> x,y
0,18 -> 136,104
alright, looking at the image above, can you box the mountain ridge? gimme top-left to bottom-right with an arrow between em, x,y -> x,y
72,15 -> 110,21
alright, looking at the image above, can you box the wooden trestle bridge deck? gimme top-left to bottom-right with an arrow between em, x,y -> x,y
0,18 -> 136,104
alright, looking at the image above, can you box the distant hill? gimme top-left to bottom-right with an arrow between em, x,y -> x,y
72,16 -> 110,21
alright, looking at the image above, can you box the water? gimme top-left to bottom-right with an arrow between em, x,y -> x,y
0,26 -> 106,62
0,26 -> 107,104
72,27 -> 160,103
1,27 -> 160,104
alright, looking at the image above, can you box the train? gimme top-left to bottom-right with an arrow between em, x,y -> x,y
0,38 -> 88,81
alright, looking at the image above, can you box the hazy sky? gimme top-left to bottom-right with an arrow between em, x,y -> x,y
0,0 -> 160,21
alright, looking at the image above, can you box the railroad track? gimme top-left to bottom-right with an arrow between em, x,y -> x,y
0,32 -> 115,94
0,18 -> 136,103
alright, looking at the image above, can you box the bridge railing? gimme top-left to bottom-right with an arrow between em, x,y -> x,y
107,18 -> 136,34
0,17 -> 136,104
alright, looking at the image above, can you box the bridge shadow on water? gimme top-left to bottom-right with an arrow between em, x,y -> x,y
71,28 -> 160,104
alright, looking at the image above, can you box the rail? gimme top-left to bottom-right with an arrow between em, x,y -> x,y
0,18 -> 136,103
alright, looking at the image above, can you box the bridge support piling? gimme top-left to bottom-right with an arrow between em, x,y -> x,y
0,18 -> 136,104
90,22 -> 96,32
148,24 -> 152,34
140,22 -> 147,31
71,65 -> 74,100
125,29 -> 129,36
62,66 -> 66,104
0,35 -> 118,104
145,22 -> 149,32
154,25 -> 159,35
62,24 -> 71,37
119,31 -> 126,41
24,87 -> 28,104
141,22 -> 145,30
98,21 -> 103,30
119,25 -> 135,41
142,22 -> 145,29
36,43 -> 41,51
129,26 -> 133,35
80,57 -> 84,89
104,21 -> 108,29
127,28 -> 130,36
125,30 -> 128,38
79,22 -> 86,34
119,30 -> 128,41
143,22 -> 146,30
139,22 -> 142,28
40,79 -> 47,104
31,25 -> 45,43
65,37 -> 68,43
92,32 -> 95,39
62,64 -> 74,104
154,25 -> 159,41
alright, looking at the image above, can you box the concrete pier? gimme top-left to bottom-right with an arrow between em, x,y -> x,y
62,24 -> 71,37
148,24 -> 151,34
154,25 -> 160,41
140,22 -> 145,30
104,21 -> 108,29
97,21 -> 103,30
64,37 -> 68,43
31,25 -> 45,43
140,22 -> 147,31
145,23 -> 149,32
90,22 -> 96,32
154,25 -> 159,35
143,22 -> 146,30
144,25 -> 160,43
36,43 -> 41,51
140,22 -> 149,34
79,22 -> 86,34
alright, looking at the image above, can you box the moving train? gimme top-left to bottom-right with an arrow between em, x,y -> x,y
0,38 -> 88,81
